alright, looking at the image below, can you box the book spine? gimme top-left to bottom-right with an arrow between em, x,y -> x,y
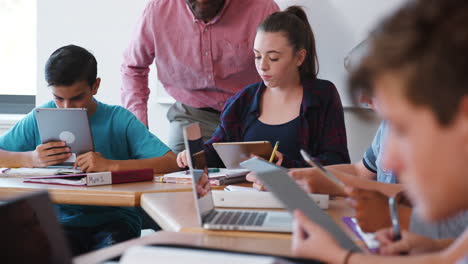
86,168 -> 154,186
160,177 -> 192,184
154,176 -> 165,183
87,172 -> 112,186
216,176 -> 247,186
110,168 -> 154,184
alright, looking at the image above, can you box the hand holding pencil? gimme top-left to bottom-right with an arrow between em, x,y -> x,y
269,141 -> 282,165
247,141 -> 282,191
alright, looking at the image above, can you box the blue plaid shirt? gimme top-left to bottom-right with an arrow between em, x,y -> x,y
204,78 -> 350,168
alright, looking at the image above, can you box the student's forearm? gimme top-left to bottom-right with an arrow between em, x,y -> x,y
325,164 -> 360,177
434,239 -> 456,251
0,149 -> 33,168
110,151 -> 180,174
346,252 -> 446,264
326,232 -> 466,264
328,168 -> 404,197
372,181 -> 405,197
345,235 -> 463,264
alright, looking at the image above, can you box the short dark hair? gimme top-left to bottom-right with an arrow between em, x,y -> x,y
45,45 -> 97,87
258,6 -> 319,80
349,0 -> 468,126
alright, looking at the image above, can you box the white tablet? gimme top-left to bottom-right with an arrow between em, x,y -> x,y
240,157 -> 362,252
35,108 -> 94,166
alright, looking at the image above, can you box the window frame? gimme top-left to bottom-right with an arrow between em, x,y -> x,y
0,95 -> 35,114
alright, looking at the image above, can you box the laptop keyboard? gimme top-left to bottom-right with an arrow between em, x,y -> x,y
209,211 -> 267,226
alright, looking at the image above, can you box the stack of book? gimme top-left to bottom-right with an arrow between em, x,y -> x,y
23,168 -> 154,186
155,168 -> 249,186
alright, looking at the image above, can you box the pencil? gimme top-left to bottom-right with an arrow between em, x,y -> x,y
269,141 -> 280,163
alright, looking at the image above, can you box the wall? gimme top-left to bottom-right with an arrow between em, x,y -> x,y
274,0 -> 407,106
37,0 -> 403,162
37,0 -> 170,142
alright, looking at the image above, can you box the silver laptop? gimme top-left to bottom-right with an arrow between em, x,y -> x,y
35,108 -> 94,167
183,123 -> 292,233
240,157 -> 362,252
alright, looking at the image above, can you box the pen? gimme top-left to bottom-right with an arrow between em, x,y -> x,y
388,192 -> 409,255
185,168 -> 220,174
300,149 -> 345,187
388,195 -> 402,241
269,141 -> 280,163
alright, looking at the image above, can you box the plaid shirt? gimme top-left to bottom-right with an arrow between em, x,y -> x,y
204,78 -> 350,168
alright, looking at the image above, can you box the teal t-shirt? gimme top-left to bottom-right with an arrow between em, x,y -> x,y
0,100 -> 171,233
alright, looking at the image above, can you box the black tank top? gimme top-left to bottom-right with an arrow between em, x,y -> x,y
243,116 -> 301,161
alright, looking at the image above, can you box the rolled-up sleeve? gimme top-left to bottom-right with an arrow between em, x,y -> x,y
121,2 -> 158,126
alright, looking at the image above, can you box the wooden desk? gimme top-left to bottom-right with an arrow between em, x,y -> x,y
0,178 -> 192,206
74,230 -> 293,264
140,191 -> 354,236
75,192 -> 360,264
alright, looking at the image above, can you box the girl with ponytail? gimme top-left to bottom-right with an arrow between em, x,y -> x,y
177,6 -> 349,171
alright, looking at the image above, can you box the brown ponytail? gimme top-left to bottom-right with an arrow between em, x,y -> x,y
258,6 -> 319,80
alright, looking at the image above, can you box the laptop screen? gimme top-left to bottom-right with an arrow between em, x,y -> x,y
0,191 -> 72,264
182,123 -> 215,224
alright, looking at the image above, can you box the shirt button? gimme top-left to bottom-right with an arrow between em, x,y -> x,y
208,74 -> 212,79
205,51 -> 209,56
204,28 -> 208,32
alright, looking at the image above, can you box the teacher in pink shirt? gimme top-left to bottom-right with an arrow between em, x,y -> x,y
121,0 -> 279,152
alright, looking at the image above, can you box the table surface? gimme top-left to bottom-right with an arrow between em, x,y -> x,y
140,191 -> 355,234
75,192 -> 362,264
0,177 -> 193,206
73,230 -> 293,264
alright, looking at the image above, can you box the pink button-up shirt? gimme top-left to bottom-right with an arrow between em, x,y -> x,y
121,0 -> 279,125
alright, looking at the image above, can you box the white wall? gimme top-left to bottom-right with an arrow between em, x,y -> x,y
274,0 -> 407,106
37,0 -> 402,161
37,0 -> 171,142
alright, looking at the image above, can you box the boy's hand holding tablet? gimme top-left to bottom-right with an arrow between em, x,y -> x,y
29,141 -> 71,167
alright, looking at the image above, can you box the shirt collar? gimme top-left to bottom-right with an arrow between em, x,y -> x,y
248,79 -> 321,116
301,78 -> 321,109
247,82 -> 266,115
186,0 -> 231,25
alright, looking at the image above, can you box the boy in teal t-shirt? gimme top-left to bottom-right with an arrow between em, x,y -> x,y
0,45 -> 180,255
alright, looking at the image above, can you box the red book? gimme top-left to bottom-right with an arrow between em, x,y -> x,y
23,168 -> 154,186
